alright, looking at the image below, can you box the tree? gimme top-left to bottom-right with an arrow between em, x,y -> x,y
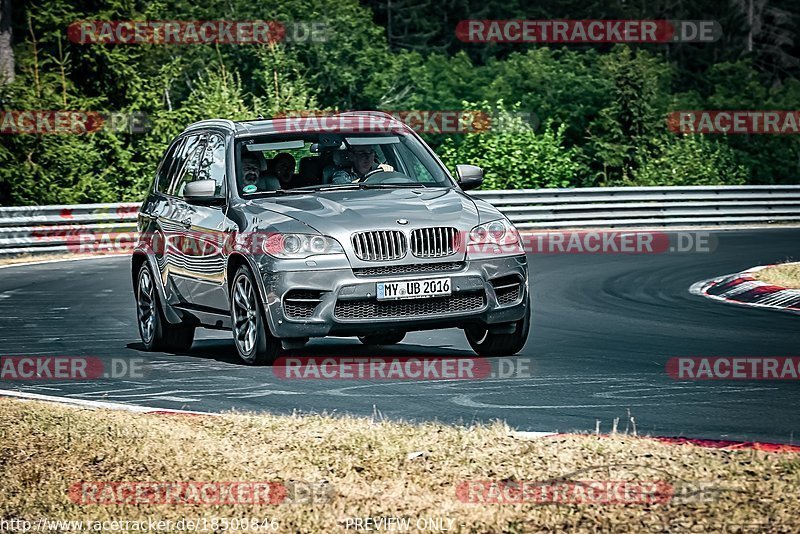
585,46 -> 672,185
438,102 -> 581,190
0,0 -> 13,84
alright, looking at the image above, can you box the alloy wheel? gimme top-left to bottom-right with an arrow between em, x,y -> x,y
137,268 -> 156,344
232,274 -> 258,354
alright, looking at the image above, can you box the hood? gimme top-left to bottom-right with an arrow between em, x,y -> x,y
242,187 -> 488,235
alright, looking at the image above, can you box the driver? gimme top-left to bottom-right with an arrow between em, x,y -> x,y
330,145 -> 393,184
240,152 -> 265,192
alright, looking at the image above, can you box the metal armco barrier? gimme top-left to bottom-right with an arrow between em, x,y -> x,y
470,185 -> 800,229
0,203 -> 139,257
1,185 -> 799,257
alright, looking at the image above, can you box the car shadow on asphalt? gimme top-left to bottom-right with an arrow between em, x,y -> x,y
126,340 -> 242,365
127,338 -> 475,368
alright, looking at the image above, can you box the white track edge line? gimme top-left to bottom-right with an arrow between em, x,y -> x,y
0,253 -> 126,270
0,389 -> 566,437
0,389 -> 217,415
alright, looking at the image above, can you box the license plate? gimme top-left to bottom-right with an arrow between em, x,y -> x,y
377,277 -> 452,301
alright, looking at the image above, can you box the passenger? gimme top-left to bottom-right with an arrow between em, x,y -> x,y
330,146 -> 393,184
266,153 -> 296,190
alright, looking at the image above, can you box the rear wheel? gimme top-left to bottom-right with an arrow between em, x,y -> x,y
136,264 -> 195,352
465,306 -> 529,357
358,332 -> 406,346
230,265 -> 280,365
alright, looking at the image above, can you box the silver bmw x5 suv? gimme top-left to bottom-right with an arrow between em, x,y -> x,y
132,112 -> 530,364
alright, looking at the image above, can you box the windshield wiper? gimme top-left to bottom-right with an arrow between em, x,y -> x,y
357,183 -> 425,189
306,184 -> 362,192
300,183 -> 426,192
274,188 -> 309,194
248,189 -> 310,196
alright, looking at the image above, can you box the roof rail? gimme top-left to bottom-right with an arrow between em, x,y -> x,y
183,119 -> 236,131
335,110 -> 397,120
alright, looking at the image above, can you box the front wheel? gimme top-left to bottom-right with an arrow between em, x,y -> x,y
136,264 -> 195,352
230,265 -> 280,365
465,306 -> 530,357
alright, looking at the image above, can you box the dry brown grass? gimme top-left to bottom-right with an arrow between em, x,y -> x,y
754,262 -> 800,289
1,398 -> 798,532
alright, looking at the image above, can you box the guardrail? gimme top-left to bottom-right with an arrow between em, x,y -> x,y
471,185 -> 800,229
1,186 -> 799,257
0,203 -> 139,257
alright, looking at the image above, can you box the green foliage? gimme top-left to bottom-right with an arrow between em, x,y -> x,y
0,130 -> 139,204
701,60 -> 800,185
1,0 -> 799,206
633,135 -> 749,186
586,46 -> 672,185
482,48 -> 611,146
438,103 -> 580,190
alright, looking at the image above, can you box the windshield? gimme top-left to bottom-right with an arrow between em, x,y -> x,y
234,131 -> 452,196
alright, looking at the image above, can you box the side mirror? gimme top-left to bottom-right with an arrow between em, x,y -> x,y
456,164 -> 483,191
184,180 -> 219,201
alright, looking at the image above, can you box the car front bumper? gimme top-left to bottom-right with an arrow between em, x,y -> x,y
257,255 -> 529,338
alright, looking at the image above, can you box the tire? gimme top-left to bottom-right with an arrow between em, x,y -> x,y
465,305 -> 530,357
230,265 -> 280,365
358,332 -> 406,346
136,264 -> 195,352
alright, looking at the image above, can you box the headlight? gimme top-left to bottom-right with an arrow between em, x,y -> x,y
468,219 -> 520,245
467,219 -> 523,257
263,233 -> 344,259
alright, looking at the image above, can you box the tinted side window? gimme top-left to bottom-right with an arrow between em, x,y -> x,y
155,138 -> 184,193
196,133 -> 227,195
166,134 -> 205,196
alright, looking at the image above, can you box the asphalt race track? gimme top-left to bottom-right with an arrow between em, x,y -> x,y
1,228 -> 798,443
